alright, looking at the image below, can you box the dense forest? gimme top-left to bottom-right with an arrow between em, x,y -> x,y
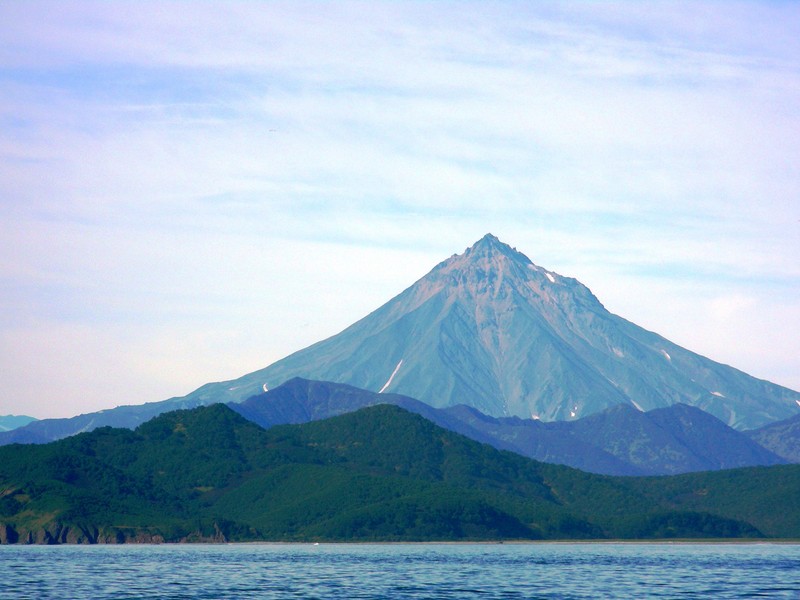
1,404 -> 797,543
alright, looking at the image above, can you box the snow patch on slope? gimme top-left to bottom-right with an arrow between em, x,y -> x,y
527,263 -> 557,284
379,359 -> 404,393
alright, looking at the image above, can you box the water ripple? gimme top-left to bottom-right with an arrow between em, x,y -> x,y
1,543 -> 799,599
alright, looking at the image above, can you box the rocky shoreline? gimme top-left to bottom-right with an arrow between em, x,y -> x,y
0,522 -> 229,545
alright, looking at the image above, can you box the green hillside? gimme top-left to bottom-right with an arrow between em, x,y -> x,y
0,404 -> 796,543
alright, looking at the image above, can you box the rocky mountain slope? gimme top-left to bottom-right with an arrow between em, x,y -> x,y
558,402 -> 786,475
183,234 -> 799,430
4,234 -> 797,446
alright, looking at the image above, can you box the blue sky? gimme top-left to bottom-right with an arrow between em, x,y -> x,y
1,1 -> 798,418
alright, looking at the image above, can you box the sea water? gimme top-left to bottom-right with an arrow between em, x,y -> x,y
1,542 -> 798,599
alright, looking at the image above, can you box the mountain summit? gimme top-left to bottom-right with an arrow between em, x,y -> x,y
4,234 -> 796,446
179,234 -> 798,429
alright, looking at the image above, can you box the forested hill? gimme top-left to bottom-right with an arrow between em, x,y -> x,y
1,403 -> 798,544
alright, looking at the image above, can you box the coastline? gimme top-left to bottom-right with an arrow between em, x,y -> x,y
213,538 -> 800,546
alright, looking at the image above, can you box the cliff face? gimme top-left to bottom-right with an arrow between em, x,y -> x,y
0,522 -> 158,544
0,521 -> 230,545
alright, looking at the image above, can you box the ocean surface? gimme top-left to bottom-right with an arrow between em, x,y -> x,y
2,542 -> 799,599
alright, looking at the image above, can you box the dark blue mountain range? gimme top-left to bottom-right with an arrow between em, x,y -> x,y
229,378 -> 786,476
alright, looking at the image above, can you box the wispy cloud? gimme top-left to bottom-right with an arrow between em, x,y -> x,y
1,1 -> 798,416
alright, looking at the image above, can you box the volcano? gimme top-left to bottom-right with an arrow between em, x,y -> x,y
178,234 -> 798,430
5,234 -> 798,446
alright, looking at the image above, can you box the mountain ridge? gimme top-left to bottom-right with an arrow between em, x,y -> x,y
3,401 -> 798,543
179,234 -> 799,429
2,234 -> 797,446
228,377 -> 787,476
745,413 -> 800,462
0,415 -> 37,433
